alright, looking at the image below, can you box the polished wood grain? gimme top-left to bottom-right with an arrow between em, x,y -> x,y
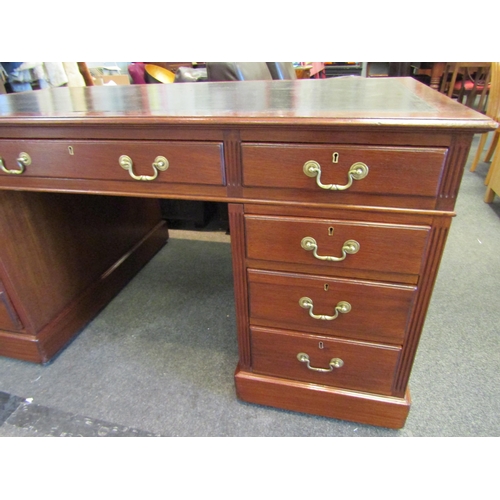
248,269 -> 416,345
228,203 -> 251,369
251,326 -> 401,395
224,130 -> 243,198
244,202 -> 435,227
438,134 -> 476,211
245,214 -> 430,281
0,191 -> 168,362
393,216 -> 451,396
0,78 -> 496,428
0,140 -> 225,185
0,78 -> 493,129
234,367 -> 411,429
242,144 -> 447,210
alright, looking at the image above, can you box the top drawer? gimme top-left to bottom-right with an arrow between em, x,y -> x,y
0,140 -> 225,186
242,143 -> 448,208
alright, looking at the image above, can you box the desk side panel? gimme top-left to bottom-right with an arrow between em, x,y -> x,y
0,191 -> 168,362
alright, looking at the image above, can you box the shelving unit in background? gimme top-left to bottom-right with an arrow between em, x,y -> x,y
324,62 -> 363,77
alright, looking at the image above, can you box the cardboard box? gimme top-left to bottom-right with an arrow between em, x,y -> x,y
93,75 -> 130,86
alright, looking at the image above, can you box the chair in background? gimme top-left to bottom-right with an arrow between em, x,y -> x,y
174,67 -> 208,82
484,143 -> 500,203
470,62 -> 500,183
206,62 -> 273,81
266,62 -> 297,80
174,62 -> 297,83
440,63 -> 491,112
128,63 -> 146,84
206,62 -> 297,81
77,63 -> 94,86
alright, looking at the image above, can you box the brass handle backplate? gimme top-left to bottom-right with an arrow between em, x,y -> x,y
297,352 -> 344,372
119,155 -> 169,181
299,296 -> 351,321
303,160 -> 369,191
0,152 -> 31,175
301,236 -> 360,262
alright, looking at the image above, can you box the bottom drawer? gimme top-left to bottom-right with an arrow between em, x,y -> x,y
250,326 -> 401,395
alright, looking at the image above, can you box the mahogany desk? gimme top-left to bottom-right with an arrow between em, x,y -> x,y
0,78 -> 495,428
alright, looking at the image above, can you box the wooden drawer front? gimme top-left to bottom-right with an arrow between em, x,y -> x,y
248,270 -> 416,344
251,326 -> 400,395
0,140 -> 225,185
0,284 -> 23,331
242,143 -> 447,198
245,215 -> 429,277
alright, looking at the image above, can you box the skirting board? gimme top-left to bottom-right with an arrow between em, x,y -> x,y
234,365 -> 411,429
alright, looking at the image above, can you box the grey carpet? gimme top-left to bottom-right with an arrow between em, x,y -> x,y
0,135 -> 499,437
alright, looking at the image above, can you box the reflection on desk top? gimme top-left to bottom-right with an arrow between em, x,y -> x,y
0,77 -> 496,131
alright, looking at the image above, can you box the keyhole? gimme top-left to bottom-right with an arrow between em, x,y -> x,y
324,284 -> 329,291
328,227 -> 334,236
318,342 -> 324,349
332,152 -> 339,163
68,146 -> 74,155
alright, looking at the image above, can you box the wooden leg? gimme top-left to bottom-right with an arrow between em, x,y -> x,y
485,148 -> 499,185
484,130 -> 499,162
431,62 -> 446,91
470,133 -> 488,172
484,146 -> 500,201
448,64 -> 459,98
484,186 -> 495,203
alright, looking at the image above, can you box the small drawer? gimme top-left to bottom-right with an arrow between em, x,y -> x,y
0,140 -> 225,186
245,215 -> 429,278
248,270 -> 416,344
251,326 -> 400,395
242,143 -> 447,207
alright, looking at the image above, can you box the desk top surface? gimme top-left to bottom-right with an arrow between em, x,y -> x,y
0,77 -> 495,131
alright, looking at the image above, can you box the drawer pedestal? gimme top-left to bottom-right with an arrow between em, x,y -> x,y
232,202 -> 446,428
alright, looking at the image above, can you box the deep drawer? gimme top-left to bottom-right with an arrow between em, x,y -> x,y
242,143 -> 447,207
251,326 -> 400,395
245,215 -> 429,278
0,140 -> 225,185
248,270 -> 416,344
